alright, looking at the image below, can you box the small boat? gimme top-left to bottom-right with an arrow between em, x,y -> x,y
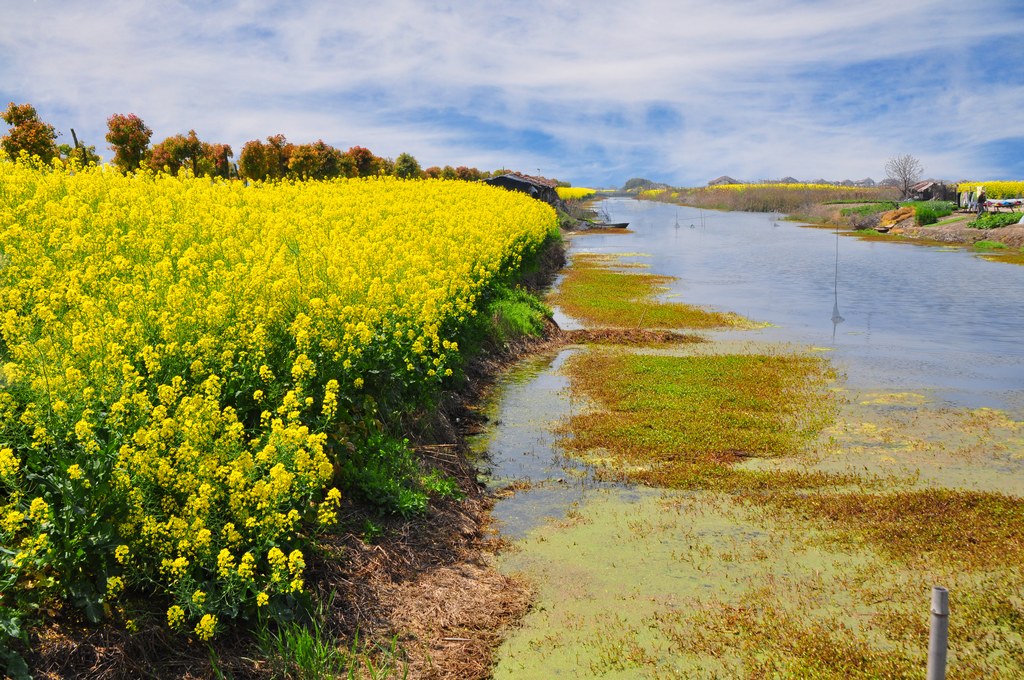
606,222 -> 629,228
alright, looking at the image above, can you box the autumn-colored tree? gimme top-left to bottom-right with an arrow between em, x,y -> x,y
240,135 -> 299,181
394,152 -> 422,179
149,130 -> 231,177
455,166 -> 483,181
105,113 -> 152,172
1,102 -> 59,161
206,142 -> 234,179
344,146 -> 380,177
423,166 -> 442,179
238,139 -> 269,180
264,134 -> 293,179
288,140 -> 346,180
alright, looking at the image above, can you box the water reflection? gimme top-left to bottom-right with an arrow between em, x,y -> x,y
831,225 -> 844,341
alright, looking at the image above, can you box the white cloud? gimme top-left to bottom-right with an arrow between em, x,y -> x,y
1,0 -> 1022,185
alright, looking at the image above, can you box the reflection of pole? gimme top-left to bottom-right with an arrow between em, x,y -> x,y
927,587 -> 949,680
831,225 -> 844,341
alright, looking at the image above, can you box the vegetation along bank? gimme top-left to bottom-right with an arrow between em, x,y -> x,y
0,154 -> 573,678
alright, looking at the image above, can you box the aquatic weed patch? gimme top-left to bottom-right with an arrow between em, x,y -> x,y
654,592 -> 920,678
753,488 -> 1024,570
560,349 -> 842,489
549,252 -> 749,329
559,327 -> 705,347
980,248 -> 1024,266
741,488 -> 1024,674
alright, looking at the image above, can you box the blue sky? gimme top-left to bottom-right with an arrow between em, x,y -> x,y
2,0 -> 1023,187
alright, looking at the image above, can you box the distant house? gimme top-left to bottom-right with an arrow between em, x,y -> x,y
483,172 -> 561,205
708,175 -> 740,186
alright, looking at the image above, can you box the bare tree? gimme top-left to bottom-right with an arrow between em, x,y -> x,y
885,154 -> 923,198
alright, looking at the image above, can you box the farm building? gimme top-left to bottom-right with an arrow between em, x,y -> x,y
910,180 -> 954,201
483,172 -> 561,205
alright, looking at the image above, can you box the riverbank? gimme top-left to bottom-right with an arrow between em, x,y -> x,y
482,200 -> 1024,677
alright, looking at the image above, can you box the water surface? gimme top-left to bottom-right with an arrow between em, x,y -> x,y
579,198 -> 1024,411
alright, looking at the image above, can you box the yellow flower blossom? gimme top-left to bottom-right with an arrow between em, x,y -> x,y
0,447 -> 19,479
167,605 -> 186,629
195,613 -> 218,641
0,160 -> 556,638
106,576 -> 124,598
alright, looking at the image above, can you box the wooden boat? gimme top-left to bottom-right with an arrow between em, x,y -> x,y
605,222 -> 629,228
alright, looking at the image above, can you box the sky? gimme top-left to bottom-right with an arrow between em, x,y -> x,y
2,0 -> 1023,188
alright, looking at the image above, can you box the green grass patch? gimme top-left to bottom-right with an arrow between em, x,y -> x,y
550,253 -> 750,329
487,284 -> 551,344
560,349 -> 844,490
843,230 -> 952,248
839,201 -> 899,217
974,239 -> 1008,250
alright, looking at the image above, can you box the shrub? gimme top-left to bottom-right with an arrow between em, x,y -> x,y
912,201 -> 954,226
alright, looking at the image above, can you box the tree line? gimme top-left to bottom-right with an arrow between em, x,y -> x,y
1,102 -> 504,182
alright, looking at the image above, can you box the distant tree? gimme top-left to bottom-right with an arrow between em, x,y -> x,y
1,102 -> 59,161
423,166 -> 442,179
106,113 -> 152,172
440,165 -> 456,180
149,130 -> 230,177
623,177 -> 656,191
206,142 -> 234,179
394,152 -> 422,179
264,134 -> 293,179
454,166 -> 483,181
344,146 -> 379,177
288,140 -> 344,180
885,154 -> 923,199
55,127 -> 101,166
239,139 -> 269,180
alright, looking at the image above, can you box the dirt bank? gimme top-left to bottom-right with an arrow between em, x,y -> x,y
890,213 -> 1024,247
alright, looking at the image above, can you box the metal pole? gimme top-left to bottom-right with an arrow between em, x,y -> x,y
927,586 -> 949,680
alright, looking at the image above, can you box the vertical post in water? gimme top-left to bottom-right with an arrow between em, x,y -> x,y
927,586 -> 949,680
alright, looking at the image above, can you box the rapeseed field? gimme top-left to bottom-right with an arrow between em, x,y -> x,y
0,156 -> 556,643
